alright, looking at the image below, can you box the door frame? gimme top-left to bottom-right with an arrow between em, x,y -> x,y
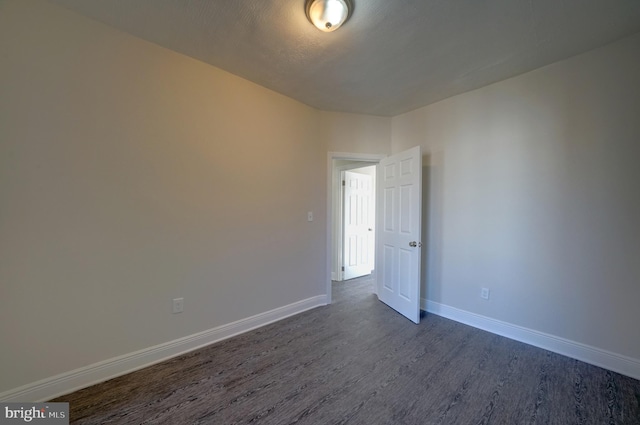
326,152 -> 386,304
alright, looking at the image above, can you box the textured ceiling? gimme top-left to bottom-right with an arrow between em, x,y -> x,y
48,0 -> 640,116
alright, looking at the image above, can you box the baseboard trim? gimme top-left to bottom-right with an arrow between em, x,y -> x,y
422,298 -> 640,380
1,295 -> 327,403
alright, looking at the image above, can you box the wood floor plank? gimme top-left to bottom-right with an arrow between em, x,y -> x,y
52,277 -> 640,424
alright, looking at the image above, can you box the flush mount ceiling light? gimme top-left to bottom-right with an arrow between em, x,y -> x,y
305,0 -> 353,32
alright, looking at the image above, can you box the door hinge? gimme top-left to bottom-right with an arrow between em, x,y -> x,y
341,266 -> 345,271
342,180 -> 345,186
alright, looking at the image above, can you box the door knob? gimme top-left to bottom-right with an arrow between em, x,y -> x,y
409,241 -> 422,247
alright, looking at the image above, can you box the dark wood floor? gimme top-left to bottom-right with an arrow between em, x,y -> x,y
54,277 -> 640,424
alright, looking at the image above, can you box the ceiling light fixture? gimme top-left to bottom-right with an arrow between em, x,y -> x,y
305,0 -> 353,32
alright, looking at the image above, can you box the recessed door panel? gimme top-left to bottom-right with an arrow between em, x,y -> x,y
384,187 -> 395,232
400,184 -> 412,235
399,248 -> 412,300
383,245 -> 394,291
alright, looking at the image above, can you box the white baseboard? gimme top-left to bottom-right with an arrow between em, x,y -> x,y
422,298 -> 640,380
1,295 -> 327,403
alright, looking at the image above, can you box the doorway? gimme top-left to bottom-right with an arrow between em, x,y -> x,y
326,153 -> 385,303
326,148 -> 423,324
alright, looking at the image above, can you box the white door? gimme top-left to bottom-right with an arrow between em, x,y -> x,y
377,146 -> 422,323
343,171 -> 374,280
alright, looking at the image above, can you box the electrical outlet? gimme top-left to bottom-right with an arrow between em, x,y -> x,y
307,211 -> 314,222
172,297 -> 184,314
481,288 -> 490,300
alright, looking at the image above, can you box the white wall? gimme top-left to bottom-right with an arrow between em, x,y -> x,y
0,0 -> 328,395
392,33 -> 640,363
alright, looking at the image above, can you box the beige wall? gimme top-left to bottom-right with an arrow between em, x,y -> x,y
0,0 -> 328,393
392,33 -> 640,360
321,111 -> 391,154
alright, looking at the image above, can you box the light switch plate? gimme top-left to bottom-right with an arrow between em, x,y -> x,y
172,298 -> 184,313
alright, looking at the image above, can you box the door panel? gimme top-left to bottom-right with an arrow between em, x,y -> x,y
376,146 -> 422,323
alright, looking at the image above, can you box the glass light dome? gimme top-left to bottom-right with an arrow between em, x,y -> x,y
306,0 -> 352,32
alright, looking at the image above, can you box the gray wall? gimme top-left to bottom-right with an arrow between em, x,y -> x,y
0,0 -> 330,393
393,33 -> 640,361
